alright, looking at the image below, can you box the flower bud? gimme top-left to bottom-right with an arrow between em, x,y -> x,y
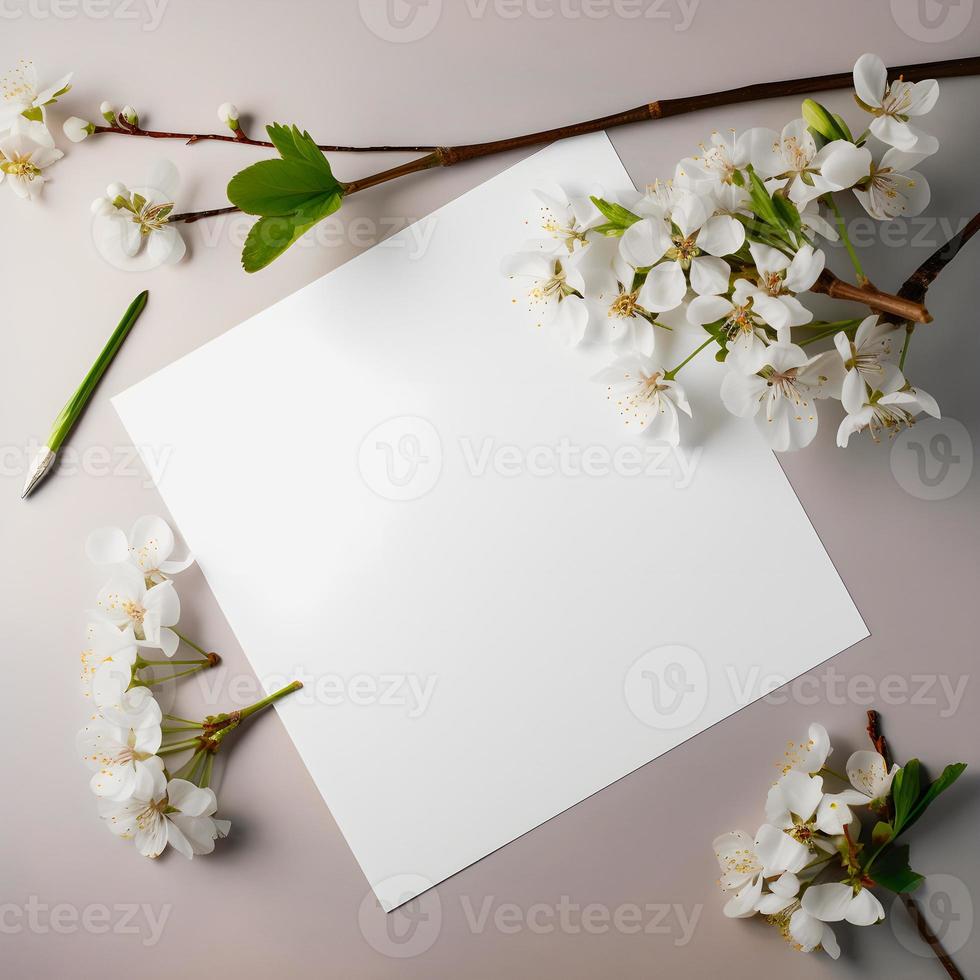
64,116 -> 94,143
217,102 -> 239,131
91,196 -> 115,216
106,182 -> 128,200
121,104 -> 139,127
100,101 -> 117,124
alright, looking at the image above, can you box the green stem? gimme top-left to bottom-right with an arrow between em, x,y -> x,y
198,753 -> 215,788
817,766 -> 849,782
48,291 -> 148,451
162,724 -> 202,734
138,657 -> 211,666
172,749 -> 205,780
825,194 -> 866,284
157,738 -> 200,756
165,713 -> 202,726
664,337 -> 714,380
141,663 -> 209,686
899,324 -> 914,371
239,681 -> 304,722
173,630 -> 210,658
798,319 -> 862,347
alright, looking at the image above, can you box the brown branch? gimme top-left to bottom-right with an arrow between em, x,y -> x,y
93,122 -> 436,154
865,711 -> 964,980
169,205 -> 240,224
899,893 -> 964,980
813,271 -> 931,324
893,211 -> 980,311
866,709 -> 892,768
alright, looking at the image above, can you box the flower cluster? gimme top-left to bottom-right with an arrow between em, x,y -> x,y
0,59 -> 71,200
713,719 -> 965,960
503,54 -> 942,451
77,515 -> 301,859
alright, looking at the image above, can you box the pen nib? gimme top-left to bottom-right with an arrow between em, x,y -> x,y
21,446 -> 56,499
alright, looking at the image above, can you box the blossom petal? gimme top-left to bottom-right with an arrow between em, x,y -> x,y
620,217 -> 671,268
802,882 -> 853,923
696,214 -> 744,257
638,261 -> 687,312
86,526 -> 129,566
854,53 -> 886,108
845,888 -> 885,926
754,823 -> 810,875
689,255 -> 730,297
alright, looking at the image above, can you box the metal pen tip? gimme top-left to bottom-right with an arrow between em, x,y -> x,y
21,446 -> 56,499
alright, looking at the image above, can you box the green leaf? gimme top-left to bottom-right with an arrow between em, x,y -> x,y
744,167 -> 782,229
891,759 -> 922,834
265,123 -> 331,172
832,113 -> 854,143
228,159 -> 342,216
802,99 -> 849,142
241,192 -> 343,273
771,193 -> 802,233
590,196 -> 640,231
869,844 -> 924,894
21,106 -> 43,122
901,762 -> 967,834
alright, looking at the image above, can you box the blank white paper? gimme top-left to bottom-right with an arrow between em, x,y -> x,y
114,133 -> 868,911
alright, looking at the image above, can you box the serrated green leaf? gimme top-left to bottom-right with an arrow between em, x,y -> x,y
266,123 -> 330,172
590,196 -> 640,230
869,844 -> 924,894
228,158 -> 342,216
241,191 -> 343,273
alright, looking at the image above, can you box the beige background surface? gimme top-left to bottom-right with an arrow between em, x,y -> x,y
2,1 -> 979,977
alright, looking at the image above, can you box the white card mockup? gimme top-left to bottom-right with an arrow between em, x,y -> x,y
114,133 -> 868,911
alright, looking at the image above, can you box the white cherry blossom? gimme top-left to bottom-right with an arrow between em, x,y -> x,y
837,374 -> 940,447
830,315 -> 904,414
620,190 -> 744,313
96,563 -> 181,657
854,147 -> 932,220
87,514 -> 194,584
523,183 -> 601,256
81,617 -> 138,706
98,756 -> 231,858
853,53 -> 939,154
0,118 -> 62,200
502,250 -> 588,346
77,686 -> 162,799
720,341 -> 838,451
0,59 -> 71,135
733,243 -> 825,331
753,119 -> 872,206
593,353 -> 691,442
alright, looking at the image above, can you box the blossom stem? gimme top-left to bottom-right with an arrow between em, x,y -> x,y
797,319 -> 862,347
92,122 -> 437,154
162,724 -> 202,734
165,713 -> 201,726
198,752 -> 215,789
825,194 -> 867,284
898,324 -> 914,371
141,663 -> 210,686
157,738 -> 200,755
238,681 -> 304,723
900,893 -> 965,980
172,630 -> 212,658
172,749 -> 205,780
816,765 -> 849,782
664,337 -> 714,380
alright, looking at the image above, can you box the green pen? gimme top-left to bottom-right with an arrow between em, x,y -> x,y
22,290 -> 149,499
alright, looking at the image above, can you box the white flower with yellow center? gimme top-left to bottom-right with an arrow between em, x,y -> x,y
827,315 -> 904,414
523,184 -> 600,256
853,53 -> 939,154
502,250 -> 588,346
91,160 -> 187,272
677,128 -> 775,192
620,189 -> 744,313
87,514 -> 194,585
76,686 -> 162,799
815,750 -> 900,835
0,59 -> 71,135
854,147 -> 932,220
80,618 -> 138,706
0,119 -> 62,200
687,293 -> 770,369
98,756 -> 231,858
734,242 -> 826,332
720,341 -> 838,452
752,119 -> 872,207
96,563 -> 181,657
593,353 -> 692,443
836,373 -> 940,447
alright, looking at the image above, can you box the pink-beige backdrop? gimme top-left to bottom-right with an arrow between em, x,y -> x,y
2,2 -> 979,977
